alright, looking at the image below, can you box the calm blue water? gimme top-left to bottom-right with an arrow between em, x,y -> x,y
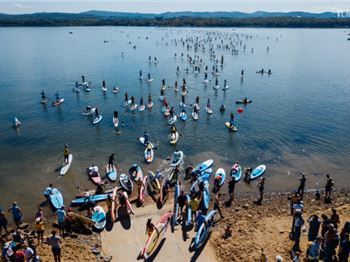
0,27 -> 349,215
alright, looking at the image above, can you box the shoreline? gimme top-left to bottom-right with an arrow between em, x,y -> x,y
2,188 -> 349,261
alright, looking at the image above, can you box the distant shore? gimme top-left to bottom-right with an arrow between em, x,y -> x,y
1,14 -> 350,28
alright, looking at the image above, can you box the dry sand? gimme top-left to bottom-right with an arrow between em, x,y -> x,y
210,190 -> 350,261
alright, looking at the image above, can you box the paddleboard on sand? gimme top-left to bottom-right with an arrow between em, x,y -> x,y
60,154 -> 73,176
119,174 -> 133,193
159,175 -> 170,205
147,171 -> 161,193
140,212 -> 172,259
250,165 -> 266,180
123,191 -> 134,215
129,164 -> 143,182
185,195 -> 192,226
230,164 -> 242,182
88,166 -> 102,185
139,175 -> 148,205
172,181 -> 180,227
192,159 -> 214,175
111,187 -> 118,222
194,210 -> 217,249
71,193 -> 112,205
214,168 -> 226,186
105,164 -> 117,181
92,206 -> 106,230
44,188 -> 64,210
170,151 -> 184,167
225,122 -> 237,132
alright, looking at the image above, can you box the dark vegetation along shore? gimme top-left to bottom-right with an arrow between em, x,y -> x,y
1,11 -> 350,27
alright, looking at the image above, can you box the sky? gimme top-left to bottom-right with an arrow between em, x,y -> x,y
0,0 -> 349,14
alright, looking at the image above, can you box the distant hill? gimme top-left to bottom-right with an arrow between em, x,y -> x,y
0,10 -> 348,27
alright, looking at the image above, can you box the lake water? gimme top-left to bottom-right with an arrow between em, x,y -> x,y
0,27 -> 349,216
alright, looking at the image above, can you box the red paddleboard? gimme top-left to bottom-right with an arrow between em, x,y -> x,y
52,98 -> 64,106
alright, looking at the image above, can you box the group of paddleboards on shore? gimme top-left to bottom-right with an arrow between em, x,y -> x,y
51,141 -> 267,258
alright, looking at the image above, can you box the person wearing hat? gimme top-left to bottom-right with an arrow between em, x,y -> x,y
55,206 -> 66,236
8,202 -> 23,228
63,144 -> 69,164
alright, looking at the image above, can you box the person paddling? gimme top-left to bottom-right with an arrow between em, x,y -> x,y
41,90 -> 46,100
124,93 -> 129,104
229,112 -> 235,128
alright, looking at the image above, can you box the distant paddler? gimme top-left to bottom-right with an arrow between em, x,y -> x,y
40,90 -> 47,103
229,112 -> 235,128
147,94 -> 153,109
124,92 -> 131,107
139,70 -> 143,79
139,97 -> 145,111
203,72 -> 209,84
180,95 -> 186,108
148,56 -> 152,63
161,79 -> 166,90
213,78 -> 219,90
223,79 -> 229,90
147,73 -> 153,82
101,80 -> 107,92
113,110 -> 119,127
174,80 -> 178,92
206,99 -> 213,114
176,66 -> 180,75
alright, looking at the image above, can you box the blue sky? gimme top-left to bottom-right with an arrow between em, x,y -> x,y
0,1 -> 349,14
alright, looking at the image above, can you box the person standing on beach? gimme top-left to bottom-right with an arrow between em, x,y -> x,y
227,175 -> 237,205
256,177 -> 265,205
47,230 -> 62,262
308,214 -> 321,241
325,174 -> 334,202
213,193 -> 224,219
177,190 -> 187,221
8,202 -> 23,228
0,210 -> 8,236
63,144 -> 69,164
189,194 -> 199,223
55,206 -> 66,236
338,233 -> 350,262
244,167 -> 252,183
292,210 -> 304,252
330,208 -> 340,229
108,153 -> 115,171
297,173 -> 306,199
35,217 -> 45,244
324,224 -> 340,261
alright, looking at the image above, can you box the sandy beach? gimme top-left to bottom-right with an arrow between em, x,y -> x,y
1,188 -> 349,261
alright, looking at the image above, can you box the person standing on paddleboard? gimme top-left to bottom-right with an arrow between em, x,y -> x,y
229,112 -> 235,128
108,154 -> 115,171
63,145 -> 69,164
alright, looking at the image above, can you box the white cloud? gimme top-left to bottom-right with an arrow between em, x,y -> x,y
14,3 -> 29,9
